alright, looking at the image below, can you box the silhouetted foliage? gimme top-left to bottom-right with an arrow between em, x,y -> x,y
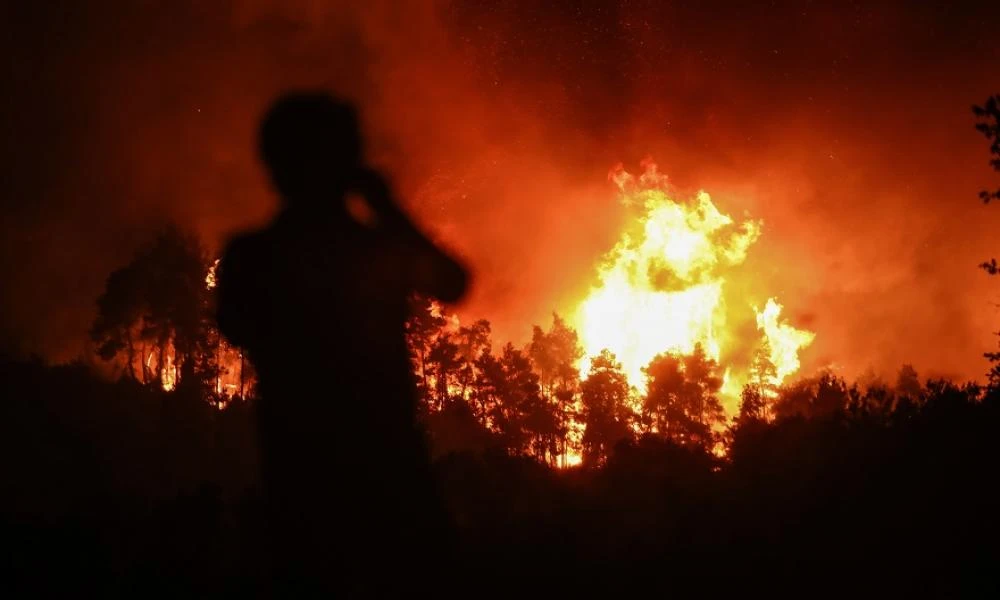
406,294 -> 449,406
6,344 -> 1000,595
0,355 -> 260,595
13,206 -> 1000,595
736,342 -> 779,425
90,227 -> 218,392
453,318 -> 492,400
90,228 -> 250,404
895,363 -> 921,398
973,94 -> 1000,204
984,342 -> 1000,387
528,313 -> 582,465
579,350 -> 633,465
736,383 -> 766,425
474,343 -> 556,458
972,96 -> 1000,385
847,375 -> 896,424
641,344 -> 725,450
67,219 -> 1000,596
772,369 -> 849,420
423,398 -> 497,459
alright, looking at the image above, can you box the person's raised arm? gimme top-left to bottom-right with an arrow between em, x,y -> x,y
353,168 -> 469,303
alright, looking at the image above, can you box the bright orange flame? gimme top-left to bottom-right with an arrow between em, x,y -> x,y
755,298 -> 815,386
573,161 -> 813,408
160,350 -> 177,391
206,259 -> 219,289
146,344 -> 177,391
129,259 -> 248,401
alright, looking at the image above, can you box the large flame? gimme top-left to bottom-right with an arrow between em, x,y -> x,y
755,298 -> 815,386
128,259 -> 249,402
574,161 -> 813,407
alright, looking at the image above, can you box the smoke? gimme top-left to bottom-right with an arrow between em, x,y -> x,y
2,1 -> 998,383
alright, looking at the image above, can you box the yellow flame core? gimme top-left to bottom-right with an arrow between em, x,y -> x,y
575,162 -> 813,406
146,346 -> 177,392
205,259 -> 219,289
755,298 -> 815,386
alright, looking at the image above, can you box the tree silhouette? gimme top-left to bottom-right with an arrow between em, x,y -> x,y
895,364 -> 921,399
91,260 -> 145,380
737,342 -> 779,424
426,331 -> 462,410
405,295 -> 449,405
772,370 -> 849,420
641,344 -> 725,449
24,224 -> 1000,594
453,319 -> 492,403
529,314 -> 583,465
529,314 -> 583,394
422,396 -> 496,458
847,376 -> 895,423
90,227 -> 216,391
973,95 -> 1000,206
473,343 -> 555,459
737,384 -> 766,426
972,96 -> 1000,386
580,349 -> 634,465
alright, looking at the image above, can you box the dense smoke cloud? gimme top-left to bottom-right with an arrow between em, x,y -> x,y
2,0 -> 998,383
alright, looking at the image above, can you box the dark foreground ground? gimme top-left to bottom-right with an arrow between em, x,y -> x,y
2,357 -> 997,597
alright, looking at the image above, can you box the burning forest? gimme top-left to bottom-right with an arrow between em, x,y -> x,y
77,151 -> 995,477
3,1 -> 1000,596
81,158 -> 826,467
401,159 -> 819,466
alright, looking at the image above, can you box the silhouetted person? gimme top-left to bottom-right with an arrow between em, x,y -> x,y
215,92 -> 468,595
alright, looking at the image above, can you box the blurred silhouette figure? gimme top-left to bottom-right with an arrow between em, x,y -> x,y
216,92 -> 468,595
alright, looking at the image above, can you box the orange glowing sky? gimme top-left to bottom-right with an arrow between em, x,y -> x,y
2,1 -> 998,384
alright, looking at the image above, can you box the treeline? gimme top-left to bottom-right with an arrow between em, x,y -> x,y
406,292 -> 987,468
0,356 -> 261,594
89,227 -> 252,403
86,227 -> 1000,469
4,96 -> 998,594
2,227 -> 999,594
2,345 -> 997,594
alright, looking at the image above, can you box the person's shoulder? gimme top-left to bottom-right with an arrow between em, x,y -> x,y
218,228 -> 280,285
221,226 -> 274,262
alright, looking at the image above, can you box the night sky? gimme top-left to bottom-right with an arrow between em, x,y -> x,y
3,0 -> 998,382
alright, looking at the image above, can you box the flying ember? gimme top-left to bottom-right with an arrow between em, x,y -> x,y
573,160 -> 814,408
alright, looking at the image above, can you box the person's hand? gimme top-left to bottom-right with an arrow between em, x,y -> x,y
350,167 -> 418,235
352,167 -> 393,205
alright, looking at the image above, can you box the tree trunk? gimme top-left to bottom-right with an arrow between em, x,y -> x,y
157,335 -> 168,388
125,330 -> 137,381
418,348 -> 428,404
140,343 -> 149,384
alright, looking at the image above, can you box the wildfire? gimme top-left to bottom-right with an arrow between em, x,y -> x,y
205,259 -> 219,289
128,258 -> 248,400
130,162 -> 814,465
755,298 -> 815,387
146,346 -> 177,392
574,161 -> 814,407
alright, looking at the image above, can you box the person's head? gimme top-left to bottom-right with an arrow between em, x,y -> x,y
259,92 -> 363,207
